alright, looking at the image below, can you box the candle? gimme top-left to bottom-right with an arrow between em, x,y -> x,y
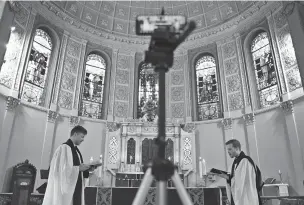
90,157 -> 93,163
279,170 -> 281,174
168,156 -> 171,161
202,159 -> 207,175
130,155 -> 133,163
199,157 -> 203,178
99,155 -> 103,178
99,155 -> 103,164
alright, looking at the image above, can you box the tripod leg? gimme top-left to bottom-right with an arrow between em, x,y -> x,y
132,168 -> 154,205
171,170 -> 193,205
156,181 -> 167,205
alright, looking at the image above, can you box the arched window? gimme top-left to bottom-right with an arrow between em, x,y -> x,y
79,53 -> 106,119
195,55 -> 220,121
251,32 -> 280,108
21,28 -> 53,106
137,63 -> 158,122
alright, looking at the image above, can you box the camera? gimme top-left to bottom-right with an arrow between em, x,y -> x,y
136,15 -> 187,36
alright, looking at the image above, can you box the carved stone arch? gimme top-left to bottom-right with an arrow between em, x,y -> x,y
19,23 -> 61,108
190,47 -> 223,121
243,26 -> 283,110
79,49 -> 111,119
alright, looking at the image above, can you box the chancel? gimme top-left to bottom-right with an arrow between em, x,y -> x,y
0,1 -> 304,205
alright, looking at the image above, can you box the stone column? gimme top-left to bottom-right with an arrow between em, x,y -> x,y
266,11 -> 288,94
107,49 -> 118,121
73,39 -> 87,113
283,2 -> 304,87
121,124 -> 127,165
128,52 -> 136,118
216,41 -> 228,114
234,33 -> 251,111
221,118 -> 234,170
0,96 -> 20,191
51,31 -> 69,106
13,9 -> 36,93
243,113 -> 260,166
183,50 -> 192,122
281,100 -> 304,194
0,1 -> 14,69
35,110 -> 59,192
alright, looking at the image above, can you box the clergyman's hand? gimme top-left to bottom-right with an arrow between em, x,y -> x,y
79,164 -> 90,172
217,173 -> 229,180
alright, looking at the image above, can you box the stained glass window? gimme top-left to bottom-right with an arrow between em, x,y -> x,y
79,54 -> 106,119
251,32 -> 280,108
127,138 -> 136,164
21,29 -> 53,106
137,63 -> 159,121
196,55 -> 221,121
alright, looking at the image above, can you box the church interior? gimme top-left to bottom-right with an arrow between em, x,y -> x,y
0,1 -> 304,205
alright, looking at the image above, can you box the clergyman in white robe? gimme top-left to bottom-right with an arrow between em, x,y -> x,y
217,140 -> 262,205
42,138 -> 89,205
226,155 -> 259,205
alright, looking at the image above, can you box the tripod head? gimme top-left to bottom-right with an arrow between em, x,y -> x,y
136,10 -> 196,72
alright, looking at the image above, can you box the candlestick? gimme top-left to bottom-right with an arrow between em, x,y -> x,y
278,170 -> 283,183
202,159 -> 207,175
199,157 -> 203,178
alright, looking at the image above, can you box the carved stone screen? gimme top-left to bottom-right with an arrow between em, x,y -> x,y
141,138 -> 158,164
141,138 -> 174,164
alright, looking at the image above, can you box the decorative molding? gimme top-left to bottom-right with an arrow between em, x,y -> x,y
181,123 -> 196,133
39,1 -> 270,46
6,96 -> 20,111
282,2 -> 295,17
221,118 -> 232,129
47,110 -> 59,123
69,116 -> 80,127
107,122 -> 121,132
280,100 -> 294,113
243,113 -> 255,125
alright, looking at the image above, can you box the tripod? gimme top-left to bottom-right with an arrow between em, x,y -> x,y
132,17 -> 196,205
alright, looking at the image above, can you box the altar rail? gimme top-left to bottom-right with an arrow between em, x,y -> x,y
0,187 -> 221,205
1,187 -> 303,205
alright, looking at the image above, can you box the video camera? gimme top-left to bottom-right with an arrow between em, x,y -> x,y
135,12 -> 196,70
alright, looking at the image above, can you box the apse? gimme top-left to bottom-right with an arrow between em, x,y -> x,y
0,1 -> 304,205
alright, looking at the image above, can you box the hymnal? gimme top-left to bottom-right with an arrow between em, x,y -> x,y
210,168 -> 229,175
88,161 -> 102,167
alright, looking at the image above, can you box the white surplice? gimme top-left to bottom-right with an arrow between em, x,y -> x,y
42,144 -> 85,205
226,158 -> 259,205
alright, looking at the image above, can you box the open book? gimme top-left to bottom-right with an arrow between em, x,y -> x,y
209,168 -> 229,176
88,160 -> 102,167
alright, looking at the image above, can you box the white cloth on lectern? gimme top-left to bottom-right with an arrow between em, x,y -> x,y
226,159 -> 259,205
42,144 -> 85,205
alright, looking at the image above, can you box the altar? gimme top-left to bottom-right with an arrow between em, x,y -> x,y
103,121 -> 197,187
